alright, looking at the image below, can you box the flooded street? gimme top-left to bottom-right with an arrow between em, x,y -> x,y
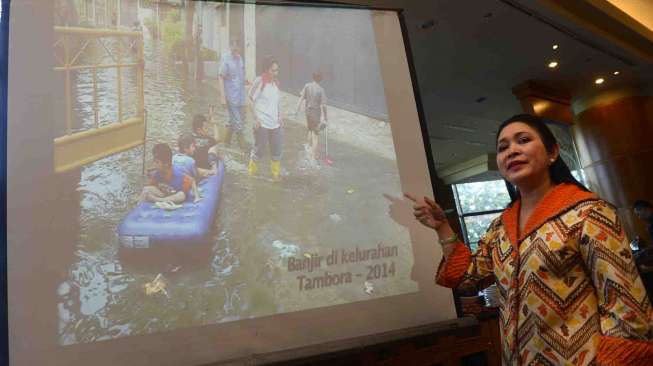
57,27 -> 416,345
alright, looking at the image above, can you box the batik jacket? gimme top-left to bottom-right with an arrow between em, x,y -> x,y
437,183 -> 653,365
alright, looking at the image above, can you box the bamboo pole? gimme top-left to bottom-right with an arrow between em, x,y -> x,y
54,62 -> 138,71
137,19 -> 147,177
54,26 -> 141,37
156,2 -> 160,40
142,109 -> 148,177
93,66 -> 99,128
138,34 -> 144,121
64,34 -> 72,135
117,36 -> 123,122
92,0 -> 96,26
69,39 -> 91,67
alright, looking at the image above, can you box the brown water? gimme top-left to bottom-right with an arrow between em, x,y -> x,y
56,33 -> 417,345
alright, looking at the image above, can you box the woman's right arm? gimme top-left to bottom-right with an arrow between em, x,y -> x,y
405,193 -> 495,293
435,232 -> 495,293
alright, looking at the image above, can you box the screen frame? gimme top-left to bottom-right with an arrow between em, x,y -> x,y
1,1 -> 459,365
2,0 -> 11,365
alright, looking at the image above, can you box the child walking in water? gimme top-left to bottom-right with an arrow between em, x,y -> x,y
295,71 -> 328,161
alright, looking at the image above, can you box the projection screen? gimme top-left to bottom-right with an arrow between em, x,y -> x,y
5,1 -> 457,365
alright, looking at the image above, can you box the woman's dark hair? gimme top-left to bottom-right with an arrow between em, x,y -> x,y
496,114 -> 588,203
263,55 -> 277,72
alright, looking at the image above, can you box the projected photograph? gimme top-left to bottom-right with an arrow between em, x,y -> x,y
49,0 -> 418,345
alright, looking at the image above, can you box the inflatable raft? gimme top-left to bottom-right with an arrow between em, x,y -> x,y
118,161 -> 225,249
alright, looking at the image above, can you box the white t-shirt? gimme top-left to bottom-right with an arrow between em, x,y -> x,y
249,76 -> 280,129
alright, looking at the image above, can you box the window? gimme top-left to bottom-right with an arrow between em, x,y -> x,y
546,120 -> 588,187
453,179 -> 511,251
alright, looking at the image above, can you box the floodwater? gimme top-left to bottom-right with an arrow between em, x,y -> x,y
56,29 -> 417,345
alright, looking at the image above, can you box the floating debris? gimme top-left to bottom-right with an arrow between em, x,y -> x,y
169,265 -> 181,273
143,274 -> 168,297
265,258 -> 278,270
57,282 -> 71,297
329,213 -> 342,223
346,188 -> 356,194
364,281 -> 375,295
272,240 -> 300,258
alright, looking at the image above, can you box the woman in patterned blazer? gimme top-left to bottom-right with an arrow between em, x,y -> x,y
407,114 -> 653,365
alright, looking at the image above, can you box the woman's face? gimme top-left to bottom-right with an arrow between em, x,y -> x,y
496,122 -> 557,188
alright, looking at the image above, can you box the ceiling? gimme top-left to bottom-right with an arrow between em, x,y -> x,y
295,0 -> 653,173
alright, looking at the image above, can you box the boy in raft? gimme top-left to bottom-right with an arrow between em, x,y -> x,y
192,108 -> 222,169
140,143 -> 200,204
173,133 -> 216,180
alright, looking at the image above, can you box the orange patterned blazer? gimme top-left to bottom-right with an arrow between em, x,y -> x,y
437,183 -> 653,365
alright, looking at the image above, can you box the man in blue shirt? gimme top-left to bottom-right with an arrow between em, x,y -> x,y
219,39 -> 247,151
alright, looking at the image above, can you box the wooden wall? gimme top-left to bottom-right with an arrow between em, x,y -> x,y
573,94 -> 653,240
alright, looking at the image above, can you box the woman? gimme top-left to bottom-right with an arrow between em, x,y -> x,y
407,114 -> 653,365
247,56 -> 283,181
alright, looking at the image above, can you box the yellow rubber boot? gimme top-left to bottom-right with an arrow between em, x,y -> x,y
248,159 -> 258,176
270,160 -> 281,181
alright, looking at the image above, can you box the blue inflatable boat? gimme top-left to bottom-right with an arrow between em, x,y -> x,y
118,161 -> 225,249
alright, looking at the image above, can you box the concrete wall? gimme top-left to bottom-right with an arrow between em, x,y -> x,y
255,5 -> 388,121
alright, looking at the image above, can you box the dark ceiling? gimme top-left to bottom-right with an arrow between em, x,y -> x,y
312,0 -> 653,170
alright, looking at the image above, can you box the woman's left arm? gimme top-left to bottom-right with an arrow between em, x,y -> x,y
579,201 -> 653,365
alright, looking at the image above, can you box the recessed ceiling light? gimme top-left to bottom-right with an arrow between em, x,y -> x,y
533,100 -> 551,114
613,71 -> 620,75
548,61 -> 558,68
595,78 -> 605,85
552,44 -> 559,50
